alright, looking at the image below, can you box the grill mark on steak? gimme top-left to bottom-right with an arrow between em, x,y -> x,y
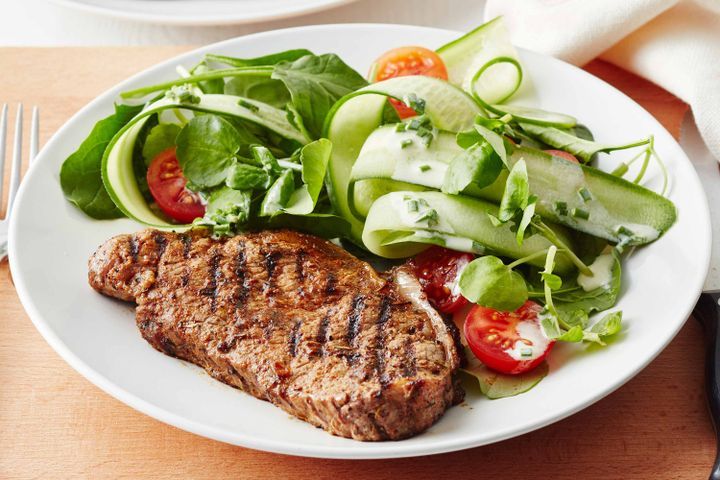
180,234 -> 192,287
199,250 -> 222,311
154,232 -> 168,259
346,295 -> 365,348
264,251 -> 282,293
129,236 -> 139,262
288,320 -> 302,357
324,272 -> 337,295
402,337 -> 417,378
234,242 -> 249,309
373,297 -> 393,388
316,315 -> 330,357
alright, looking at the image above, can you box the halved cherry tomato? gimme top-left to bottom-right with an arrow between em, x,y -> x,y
545,149 -> 579,164
372,46 -> 449,119
410,246 -> 474,314
146,147 -> 205,223
464,300 -> 554,375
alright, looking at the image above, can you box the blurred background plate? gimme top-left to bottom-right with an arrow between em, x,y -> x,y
48,0 -> 359,25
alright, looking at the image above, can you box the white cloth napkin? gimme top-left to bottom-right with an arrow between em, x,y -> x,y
485,0 -> 720,160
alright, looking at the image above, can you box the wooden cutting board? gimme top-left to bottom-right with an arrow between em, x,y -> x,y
0,47 -> 710,480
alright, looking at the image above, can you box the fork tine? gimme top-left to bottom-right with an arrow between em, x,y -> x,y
6,104 -> 23,216
0,104 -> 7,214
29,106 -> 39,162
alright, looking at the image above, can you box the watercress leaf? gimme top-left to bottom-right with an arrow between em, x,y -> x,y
141,123 -> 181,166
456,129 -> 481,149
474,123 -> 508,167
225,163 -> 271,190
272,54 -> 368,139
541,272 -> 562,291
176,115 -> 241,188
591,310 -> 623,338
515,198 -> 536,245
442,140 -> 502,195
60,103 -> 143,219
458,256 -> 528,311
555,251 -> 622,318
498,159 -> 529,222
194,187 -> 252,236
284,139 -> 332,215
251,145 -> 284,178
462,347 -> 548,399
519,122 -> 649,163
556,325 -> 584,342
259,170 -> 295,217
206,49 -> 314,68
224,74 -> 290,108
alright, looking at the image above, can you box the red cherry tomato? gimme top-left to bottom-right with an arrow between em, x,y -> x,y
410,246 -> 474,314
464,300 -> 555,375
146,147 -> 205,224
372,46 -> 449,119
545,149 -> 579,164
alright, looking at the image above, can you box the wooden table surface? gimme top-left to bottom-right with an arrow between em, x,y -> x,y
0,47 -> 712,479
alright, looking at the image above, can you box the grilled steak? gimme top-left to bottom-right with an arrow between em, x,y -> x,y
88,229 -> 463,441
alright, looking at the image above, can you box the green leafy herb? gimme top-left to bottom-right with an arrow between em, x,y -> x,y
60,103 -> 143,219
141,123 -> 181,166
195,187 -> 252,236
259,170 -> 295,217
175,115 -> 242,188
225,163 -> 271,190
458,255 -> 528,311
271,54 -> 368,139
442,140 -> 502,195
284,139 -> 332,215
224,74 -> 290,109
462,346 -> 548,399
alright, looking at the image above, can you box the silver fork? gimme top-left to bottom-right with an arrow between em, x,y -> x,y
0,104 -> 39,262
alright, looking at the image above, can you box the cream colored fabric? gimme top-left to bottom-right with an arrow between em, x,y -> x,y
485,0 -> 720,159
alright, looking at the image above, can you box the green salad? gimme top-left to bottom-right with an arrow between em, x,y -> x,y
60,17 -> 677,398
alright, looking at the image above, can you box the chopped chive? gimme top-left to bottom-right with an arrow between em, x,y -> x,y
577,187 -> 593,202
395,123 -> 406,133
419,164 -> 431,172
616,225 -> 635,237
471,241 -> 486,254
405,199 -> 419,213
416,209 -> 439,227
520,348 -> 533,357
400,138 -> 413,149
238,99 -> 259,112
554,201 -> 568,216
571,208 -> 590,220
407,118 -> 422,130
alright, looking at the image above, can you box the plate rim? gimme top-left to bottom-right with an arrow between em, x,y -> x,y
9,23 -> 713,459
47,0 -> 358,26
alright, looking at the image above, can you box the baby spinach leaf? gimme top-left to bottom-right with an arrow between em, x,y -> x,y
141,123 -> 181,166
442,140 -> 502,195
206,49 -> 314,68
60,103 -> 143,219
224,74 -> 290,109
175,115 -> 241,188
225,163 -> 271,190
260,170 -> 295,217
458,255 -> 528,311
272,54 -> 368,139
462,347 -> 548,399
284,139 -> 332,215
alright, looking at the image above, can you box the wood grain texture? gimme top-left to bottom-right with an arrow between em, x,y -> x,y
0,48 -> 705,480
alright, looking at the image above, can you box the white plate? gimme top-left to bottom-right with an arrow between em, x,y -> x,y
48,0 -> 357,26
9,24 -> 711,459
